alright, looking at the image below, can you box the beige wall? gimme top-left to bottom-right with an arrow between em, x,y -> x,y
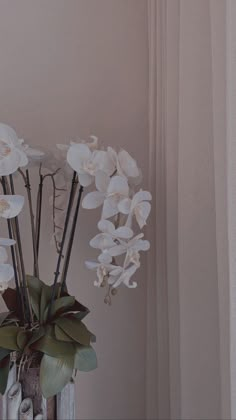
0,1 -> 149,419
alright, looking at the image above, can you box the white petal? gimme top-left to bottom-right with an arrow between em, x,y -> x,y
95,171 -> 110,193
118,149 -> 139,178
82,191 -> 105,209
118,198 -> 131,214
135,202 -> 151,229
98,252 -> 112,264
98,220 -> 115,234
67,143 -> 91,173
102,197 -> 119,219
0,238 -> 15,246
90,233 -> 116,250
109,266 -> 123,276
0,264 -> 14,282
0,247 -> 8,264
85,261 -> 99,270
0,195 -> 24,219
92,150 -> 115,176
0,149 -> 23,176
79,173 -> 94,187
108,244 -> 126,257
115,226 -> 133,239
132,239 -> 150,252
107,176 -> 129,197
0,123 -> 18,146
132,191 -> 152,208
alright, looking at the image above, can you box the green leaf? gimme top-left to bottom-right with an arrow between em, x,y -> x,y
0,348 -> 12,362
27,327 -> 45,349
74,345 -> 97,372
29,288 -> 41,320
40,353 -> 74,398
0,312 -> 12,327
54,325 -> 73,342
32,326 -> 75,358
0,355 -> 10,395
49,296 -> 75,318
40,284 -> 52,323
26,275 -> 44,295
70,309 -> 90,322
0,326 -> 20,350
17,330 -> 31,351
54,317 -> 92,346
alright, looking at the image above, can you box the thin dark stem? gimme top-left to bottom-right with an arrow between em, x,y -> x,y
25,170 -> 39,278
35,172 -> 43,257
60,185 -> 84,294
1,177 -> 25,320
47,171 -> 77,319
9,175 -> 33,325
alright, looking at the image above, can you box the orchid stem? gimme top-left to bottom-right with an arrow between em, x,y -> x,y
9,175 -> 33,326
47,171 -> 77,320
1,177 -> 25,321
35,170 -> 43,257
60,185 -> 84,294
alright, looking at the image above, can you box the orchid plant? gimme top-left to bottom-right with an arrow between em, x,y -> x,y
0,123 -> 151,398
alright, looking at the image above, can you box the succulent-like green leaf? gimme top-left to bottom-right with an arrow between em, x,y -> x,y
29,288 -> 40,320
32,326 -> 75,357
54,325 -> 73,342
0,312 -> 12,327
17,330 -> 31,351
0,355 -> 10,395
74,345 -> 97,372
26,326 -> 45,350
0,326 -> 20,350
54,317 -> 92,346
45,296 -> 75,321
26,275 -> 44,295
40,284 -> 52,323
0,348 -> 12,362
40,354 -> 74,398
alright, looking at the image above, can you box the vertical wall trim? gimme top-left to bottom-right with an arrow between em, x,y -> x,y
147,1 -> 170,419
227,1 -> 236,418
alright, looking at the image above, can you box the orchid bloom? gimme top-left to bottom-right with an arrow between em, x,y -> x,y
0,123 -> 43,176
0,195 -> 24,219
89,220 -> 133,264
0,238 -> 16,292
82,171 -> 130,219
107,147 -> 140,179
108,263 -> 139,289
108,233 -> 150,268
67,143 -> 115,187
85,260 -> 117,287
118,190 -> 152,229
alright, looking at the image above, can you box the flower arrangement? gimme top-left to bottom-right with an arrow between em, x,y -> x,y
0,123 -> 151,399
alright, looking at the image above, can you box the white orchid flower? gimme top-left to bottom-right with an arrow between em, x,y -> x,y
82,171 -> 130,219
0,195 -> 24,219
85,260 -> 117,287
89,220 -> 134,264
118,190 -> 152,229
108,263 -> 139,288
0,123 -> 29,175
107,147 -> 139,179
0,240 -> 15,292
108,233 -> 150,268
67,143 -> 115,187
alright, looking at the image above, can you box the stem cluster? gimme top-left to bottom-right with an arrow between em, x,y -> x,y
1,167 -> 83,327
